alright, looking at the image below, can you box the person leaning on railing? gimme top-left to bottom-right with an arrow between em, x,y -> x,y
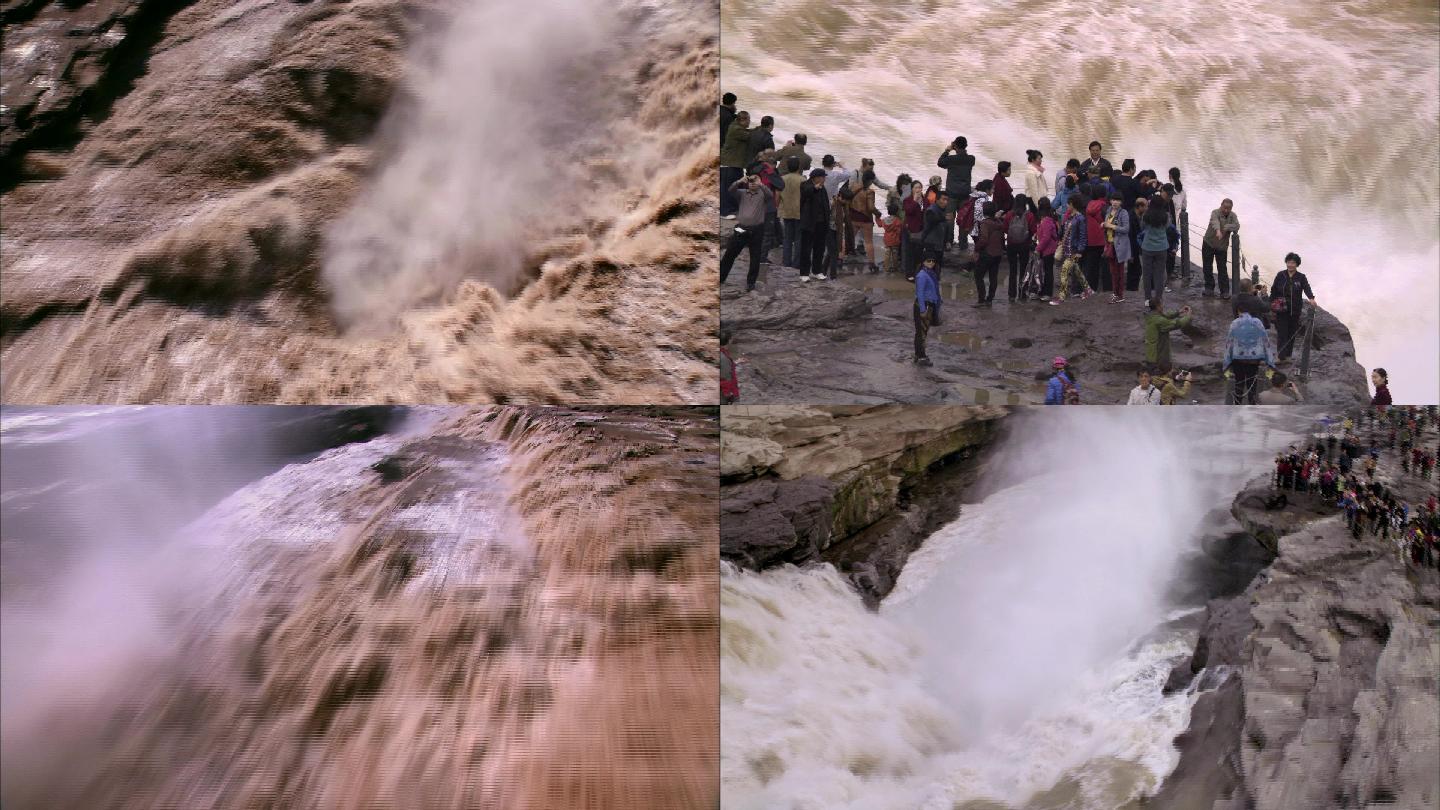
1269,252 -> 1317,365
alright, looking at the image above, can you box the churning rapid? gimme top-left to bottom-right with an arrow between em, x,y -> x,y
0,0 -> 716,403
721,0 -> 1440,403
1,406 -> 720,809
721,408 -> 1310,809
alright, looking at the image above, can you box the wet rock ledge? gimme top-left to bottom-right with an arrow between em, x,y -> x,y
720,405 -> 1007,607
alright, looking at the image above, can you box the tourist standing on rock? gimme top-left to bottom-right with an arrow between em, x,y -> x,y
1258,371 -> 1304,404
1035,197 -> 1060,301
886,173 -> 911,220
1143,299 -> 1192,371
1103,192 -> 1132,303
921,191 -> 950,272
1045,357 -> 1080,404
821,156 -> 852,278
1270,253 -> 1316,364
720,111 -> 751,218
1053,195 -> 1094,304
1371,369 -> 1392,411
1202,199 -> 1240,298
747,115 -> 776,166
1231,278 -> 1271,327
1052,174 -> 1078,217
1168,167 -> 1187,219
938,137 -> 975,248
778,157 -> 805,270
719,173 -> 768,292
1080,141 -> 1114,179
799,168 -> 831,282
1003,198 -> 1035,303
1127,369 -> 1163,404
963,180 -> 990,249
720,93 -> 737,146
991,162 -> 1014,215
1083,191 -> 1108,292
751,153 -> 783,259
775,133 -> 812,173
1137,197 -> 1171,304
850,172 -> 883,274
1024,150 -> 1050,204
902,180 -> 925,280
913,255 -> 942,367
1223,309 -> 1276,404
974,201 -> 1006,307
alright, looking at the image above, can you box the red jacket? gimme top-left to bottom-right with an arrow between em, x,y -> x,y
992,174 -> 1013,212
1085,198 -> 1107,247
903,197 -> 925,234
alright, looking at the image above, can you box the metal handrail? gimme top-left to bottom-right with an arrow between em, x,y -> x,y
1297,304 -> 1319,383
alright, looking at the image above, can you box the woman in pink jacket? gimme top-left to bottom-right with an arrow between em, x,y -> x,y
1034,197 -> 1060,301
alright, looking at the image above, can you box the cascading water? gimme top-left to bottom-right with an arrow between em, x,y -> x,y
720,0 -> 1439,402
721,408 -> 1317,809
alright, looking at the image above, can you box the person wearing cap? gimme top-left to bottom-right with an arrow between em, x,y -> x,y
913,254 -> 942,366
798,168 -> 831,281
1045,357 -> 1080,404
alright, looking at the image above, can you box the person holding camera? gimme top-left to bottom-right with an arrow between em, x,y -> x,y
1143,299 -> 1192,371
1258,371 -> 1305,404
1269,252 -> 1317,363
718,171 -> 769,292
938,137 -> 975,247
1155,366 -> 1193,404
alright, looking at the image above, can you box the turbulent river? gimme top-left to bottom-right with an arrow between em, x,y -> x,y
721,408 -> 1320,809
721,0 -> 1440,403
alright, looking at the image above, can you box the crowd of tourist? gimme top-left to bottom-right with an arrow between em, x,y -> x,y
718,94 -> 1386,405
1269,406 -> 1439,569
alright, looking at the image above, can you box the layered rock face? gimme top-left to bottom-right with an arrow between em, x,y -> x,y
1155,462 -> 1440,807
1,0 -> 717,403
720,405 -> 1006,605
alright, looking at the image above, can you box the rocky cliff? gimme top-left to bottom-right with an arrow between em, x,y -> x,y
1,0 -> 717,403
1153,464 -> 1440,807
720,234 -> 1369,406
720,405 -> 1006,606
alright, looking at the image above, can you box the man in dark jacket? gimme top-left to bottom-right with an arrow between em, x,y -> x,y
921,191 -> 950,271
1231,278 -> 1271,327
747,115 -> 776,165
1270,252 -> 1317,363
798,169 -> 831,281
1079,140 -> 1113,178
1110,158 -> 1141,210
719,111 -> 751,218
719,93 -> 737,146
719,173 -> 768,292
938,136 -> 975,247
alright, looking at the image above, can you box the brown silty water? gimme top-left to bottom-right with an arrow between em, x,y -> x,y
0,0 -> 717,404
0,407 -> 719,809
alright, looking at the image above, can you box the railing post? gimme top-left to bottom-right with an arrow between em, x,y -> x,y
1230,232 -> 1241,295
1298,306 -> 1317,383
1251,264 -> 1260,287
1180,209 -> 1191,282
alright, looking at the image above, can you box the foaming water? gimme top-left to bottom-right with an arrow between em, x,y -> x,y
722,0 -> 1440,402
721,408 -> 1311,808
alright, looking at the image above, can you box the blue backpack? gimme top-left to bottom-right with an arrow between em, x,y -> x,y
1228,315 -> 1270,362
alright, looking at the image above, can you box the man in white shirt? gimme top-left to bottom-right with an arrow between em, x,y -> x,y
1127,369 -> 1162,405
